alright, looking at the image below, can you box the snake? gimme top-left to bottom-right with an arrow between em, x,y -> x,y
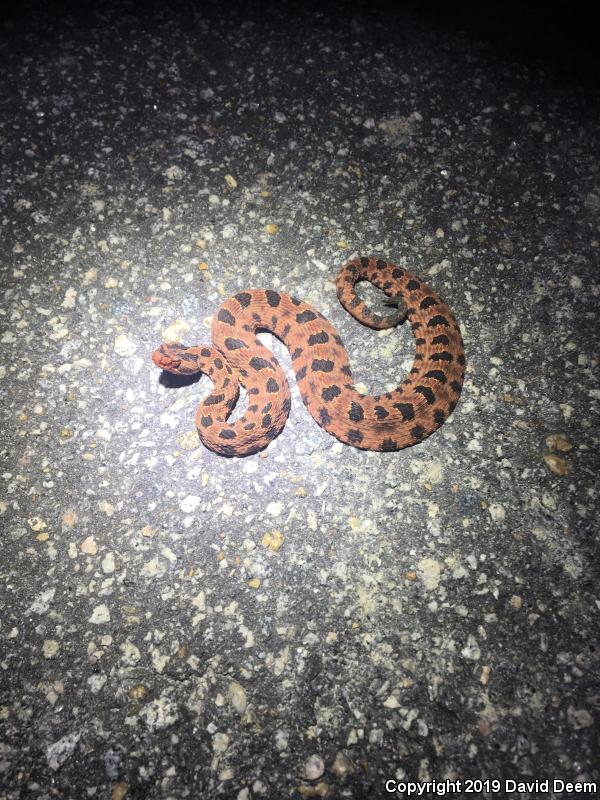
152,257 -> 465,456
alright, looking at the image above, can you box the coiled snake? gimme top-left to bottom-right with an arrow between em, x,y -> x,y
152,257 -> 465,456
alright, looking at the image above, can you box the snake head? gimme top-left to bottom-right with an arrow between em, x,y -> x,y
152,343 -> 198,374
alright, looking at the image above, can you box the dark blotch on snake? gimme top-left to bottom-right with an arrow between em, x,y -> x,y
322,385 -> 341,402
311,359 -> 334,373
204,393 -> 225,406
394,402 -> 415,420
235,292 -> 252,308
420,296 -> 438,310
217,309 -> 236,325
348,402 -> 364,422
428,315 -> 450,328
415,386 -> 436,404
308,331 -> 329,346
265,290 -> 281,307
224,338 -> 247,351
249,356 -> 272,370
424,370 -> 447,384
320,408 -> 332,425
431,351 -> 453,362
297,310 -> 317,323
347,429 -> 364,444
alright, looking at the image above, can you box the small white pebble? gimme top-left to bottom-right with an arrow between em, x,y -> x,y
180,495 -> 201,513
266,501 -> 283,517
488,503 -> 506,522
89,604 -> 110,625
304,754 -> 325,780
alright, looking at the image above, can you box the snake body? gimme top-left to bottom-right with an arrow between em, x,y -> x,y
152,257 -> 465,456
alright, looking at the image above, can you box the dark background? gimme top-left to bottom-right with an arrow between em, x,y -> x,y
3,0 -> 600,84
